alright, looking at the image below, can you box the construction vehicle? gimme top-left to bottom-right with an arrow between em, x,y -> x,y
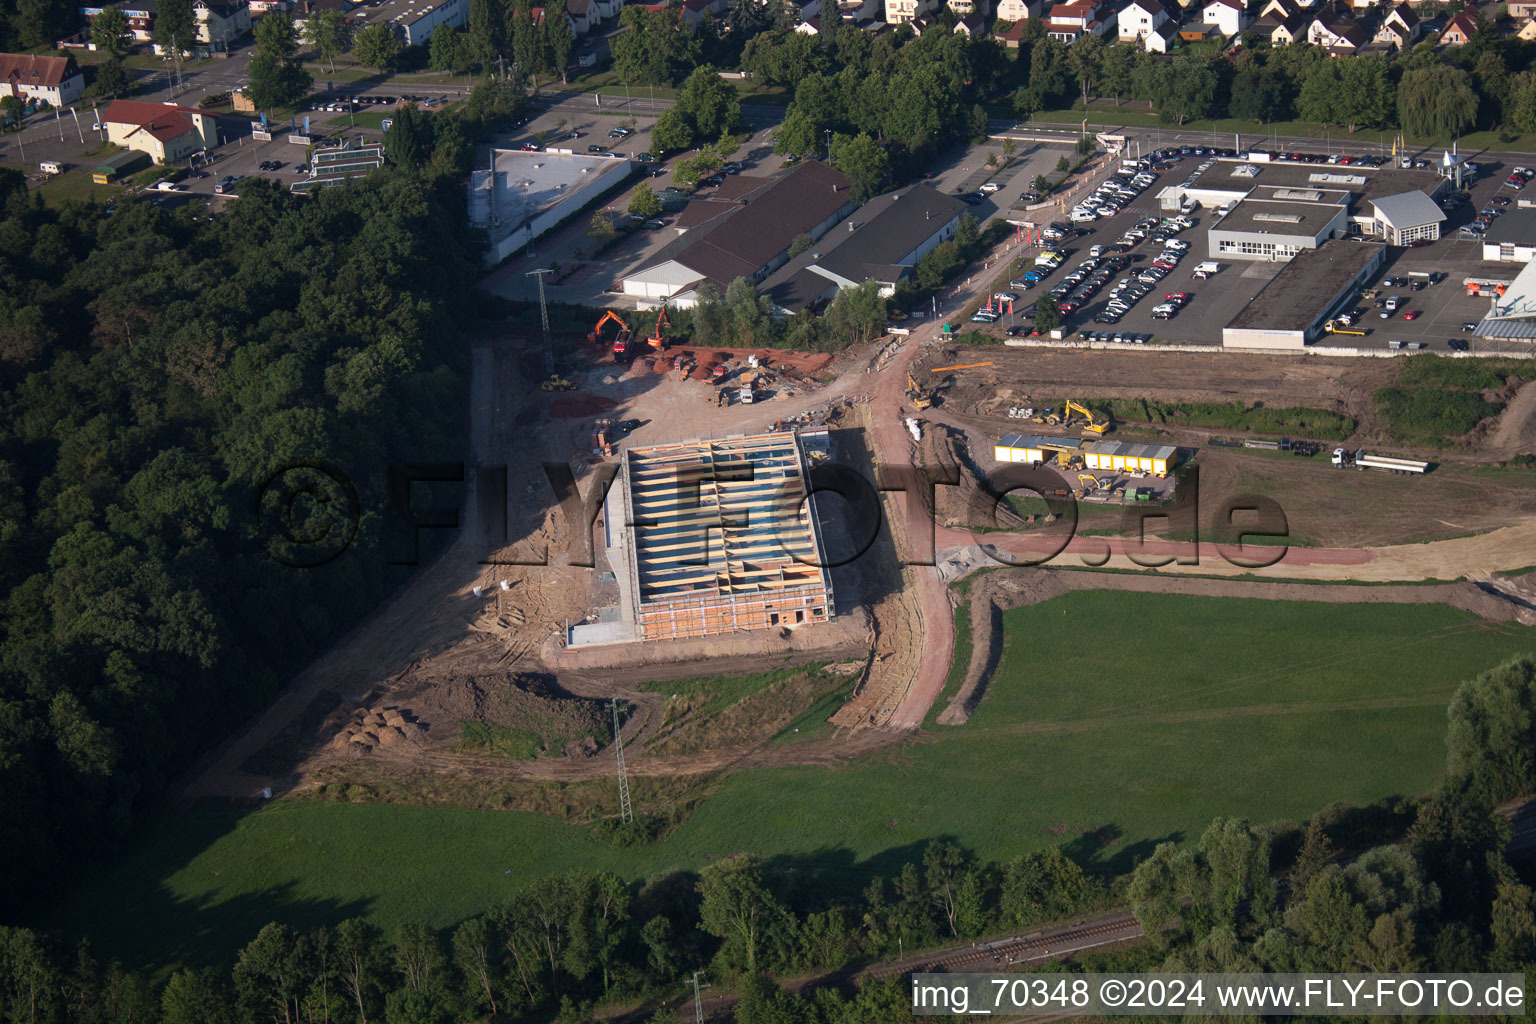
1331,448 -> 1430,474
1077,473 -> 1107,490
541,375 -> 576,392
589,311 -> 636,362
905,372 -> 933,410
1063,400 -> 1110,435
647,303 -> 670,351
710,363 -> 731,384
1325,317 -> 1366,336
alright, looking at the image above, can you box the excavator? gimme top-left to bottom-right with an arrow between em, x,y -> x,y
1063,399 -> 1111,435
589,310 -> 636,362
905,372 -> 933,410
647,303 -> 670,351
1077,473 -> 1107,491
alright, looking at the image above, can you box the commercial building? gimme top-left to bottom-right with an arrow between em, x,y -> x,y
101,99 -> 218,163
992,434 -> 1177,476
604,431 -> 835,643
470,148 -> 633,264
289,143 -> 384,193
759,184 -> 967,314
1368,190 -> 1445,245
1481,209 -> 1536,263
0,53 -> 83,106
1222,241 -> 1387,349
1209,187 -> 1350,262
349,0 -> 467,44
621,160 -> 857,307
1471,258 -> 1536,346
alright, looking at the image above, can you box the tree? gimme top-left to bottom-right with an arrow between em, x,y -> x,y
675,64 -> 740,139
353,22 -> 403,70
673,146 -> 723,186
161,967 -> 235,1024
429,24 -> 470,73
698,855 -> 792,974
1292,814 -> 1336,889
543,0 -> 575,82
469,0 -> 506,58
1446,655 -> 1536,804
1032,292 -> 1062,333
16,0 -> 74,49
1229,67 -> 1285,124
335,919 -> 385,1024
774,108 -> 818,159
824,281 -> 887,347
92,4 -> 131,58
628,183 -> 662,219
1099,42 -> 1136,105
1067,30 -> 1104,107
828,132 -> 888,202
650,107 -> 694,153
452,918 -> 500,1017
999,847 -> 1090,926
588,210 -> 617,242
1397,64 -> 1477,140
1028,36 -> 1070,107
255,10 -> 300,57
1,95 -> 24,126
1146,55 -> 1216,125
152,0 -> 194,54
384,103 -> 434,167
304,8 -> 352,74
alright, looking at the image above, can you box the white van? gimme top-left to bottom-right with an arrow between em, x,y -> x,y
39,160 -> 64,176
1192,261 -> 1221,279
1070,207 -> 1098,223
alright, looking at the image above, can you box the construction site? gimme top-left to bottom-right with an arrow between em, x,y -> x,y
176,243 -> 1536,841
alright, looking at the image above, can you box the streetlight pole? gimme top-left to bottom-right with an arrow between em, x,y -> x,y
825,128 -> 832,161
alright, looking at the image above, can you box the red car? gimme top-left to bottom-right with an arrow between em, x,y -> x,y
1164,292 -> 1189,301
1403,310 -> 1421,320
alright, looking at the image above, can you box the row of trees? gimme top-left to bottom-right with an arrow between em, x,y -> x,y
0,837 -> 1109,1024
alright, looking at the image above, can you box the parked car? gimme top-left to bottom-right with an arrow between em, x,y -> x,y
979,181 -> 1001,193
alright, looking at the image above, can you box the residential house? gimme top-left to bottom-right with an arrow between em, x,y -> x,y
1142,19 -> 1177,47
1118,0 -> 1170,44
291,0 -> 346,34
1306,8 -> 1367,52
948,0 -> 983,17
80,0 -> 251,49
0,53 -> 83,106
1255,0 -> 1297,19
247,0 -> 287,11
1519,16 -> 1536,39
1045,0 -> 1111,41
101,98 -> 217,163
998,17 -> 1028,42
885,0 -> 938,23
1508,0 -> 1536,16
1265,10 -> 1308,43
952,10 -> 986,30
567,0 -> 593,32
795,14 -> 823,30
679,0 -> 727,24
1201,0 -> 1249,36
1372,3 -> 1419,48
1440,8 -> 1475,42
995,0 -> 1032,17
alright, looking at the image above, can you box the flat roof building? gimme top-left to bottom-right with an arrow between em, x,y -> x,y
616,431 -> 835,642
1471,257 -> 1536,345
1481,209 -> 1536,263
471,148 -> 633,264
1209,191 -> 1350,262
1223,241 -> 1387,349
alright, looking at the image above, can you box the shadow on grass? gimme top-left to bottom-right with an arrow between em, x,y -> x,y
46,802 -> 373,975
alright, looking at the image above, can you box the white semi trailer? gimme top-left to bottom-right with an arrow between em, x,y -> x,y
1332,448 -> 1430,474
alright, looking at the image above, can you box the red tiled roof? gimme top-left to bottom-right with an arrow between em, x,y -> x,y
1444,9 -> 1475,36
102,99 -> 209,144
0,52 -> 75,89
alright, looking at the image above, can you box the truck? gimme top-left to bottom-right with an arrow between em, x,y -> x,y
1331,448 -> 1430,474
1192,261 -> 1221,279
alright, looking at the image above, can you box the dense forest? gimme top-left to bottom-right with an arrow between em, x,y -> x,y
0,155 -> 487,914
0,657 -> 1531,1022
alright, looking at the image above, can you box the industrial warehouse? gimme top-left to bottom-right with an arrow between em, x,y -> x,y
570,430 -> 836,646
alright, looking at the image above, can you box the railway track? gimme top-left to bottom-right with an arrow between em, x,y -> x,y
864,913 -> 1143,980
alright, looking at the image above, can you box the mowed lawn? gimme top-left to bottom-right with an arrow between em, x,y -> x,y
51,593 -> 1536,971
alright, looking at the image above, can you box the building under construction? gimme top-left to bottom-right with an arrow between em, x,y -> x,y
609,430 -> 836,642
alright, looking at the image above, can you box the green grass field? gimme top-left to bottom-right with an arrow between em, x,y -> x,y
48,593 -> 1536,972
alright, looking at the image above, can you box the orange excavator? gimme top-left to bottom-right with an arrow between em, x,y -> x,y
589,310 -> 636,362
647,303 -> 670,351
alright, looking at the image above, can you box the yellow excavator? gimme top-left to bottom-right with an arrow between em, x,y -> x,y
1063,399 -> 1111,435
1078,473 -> 1106,490
905,372 -> 933,409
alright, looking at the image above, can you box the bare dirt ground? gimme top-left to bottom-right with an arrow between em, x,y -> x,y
183,230 -> 1536,807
